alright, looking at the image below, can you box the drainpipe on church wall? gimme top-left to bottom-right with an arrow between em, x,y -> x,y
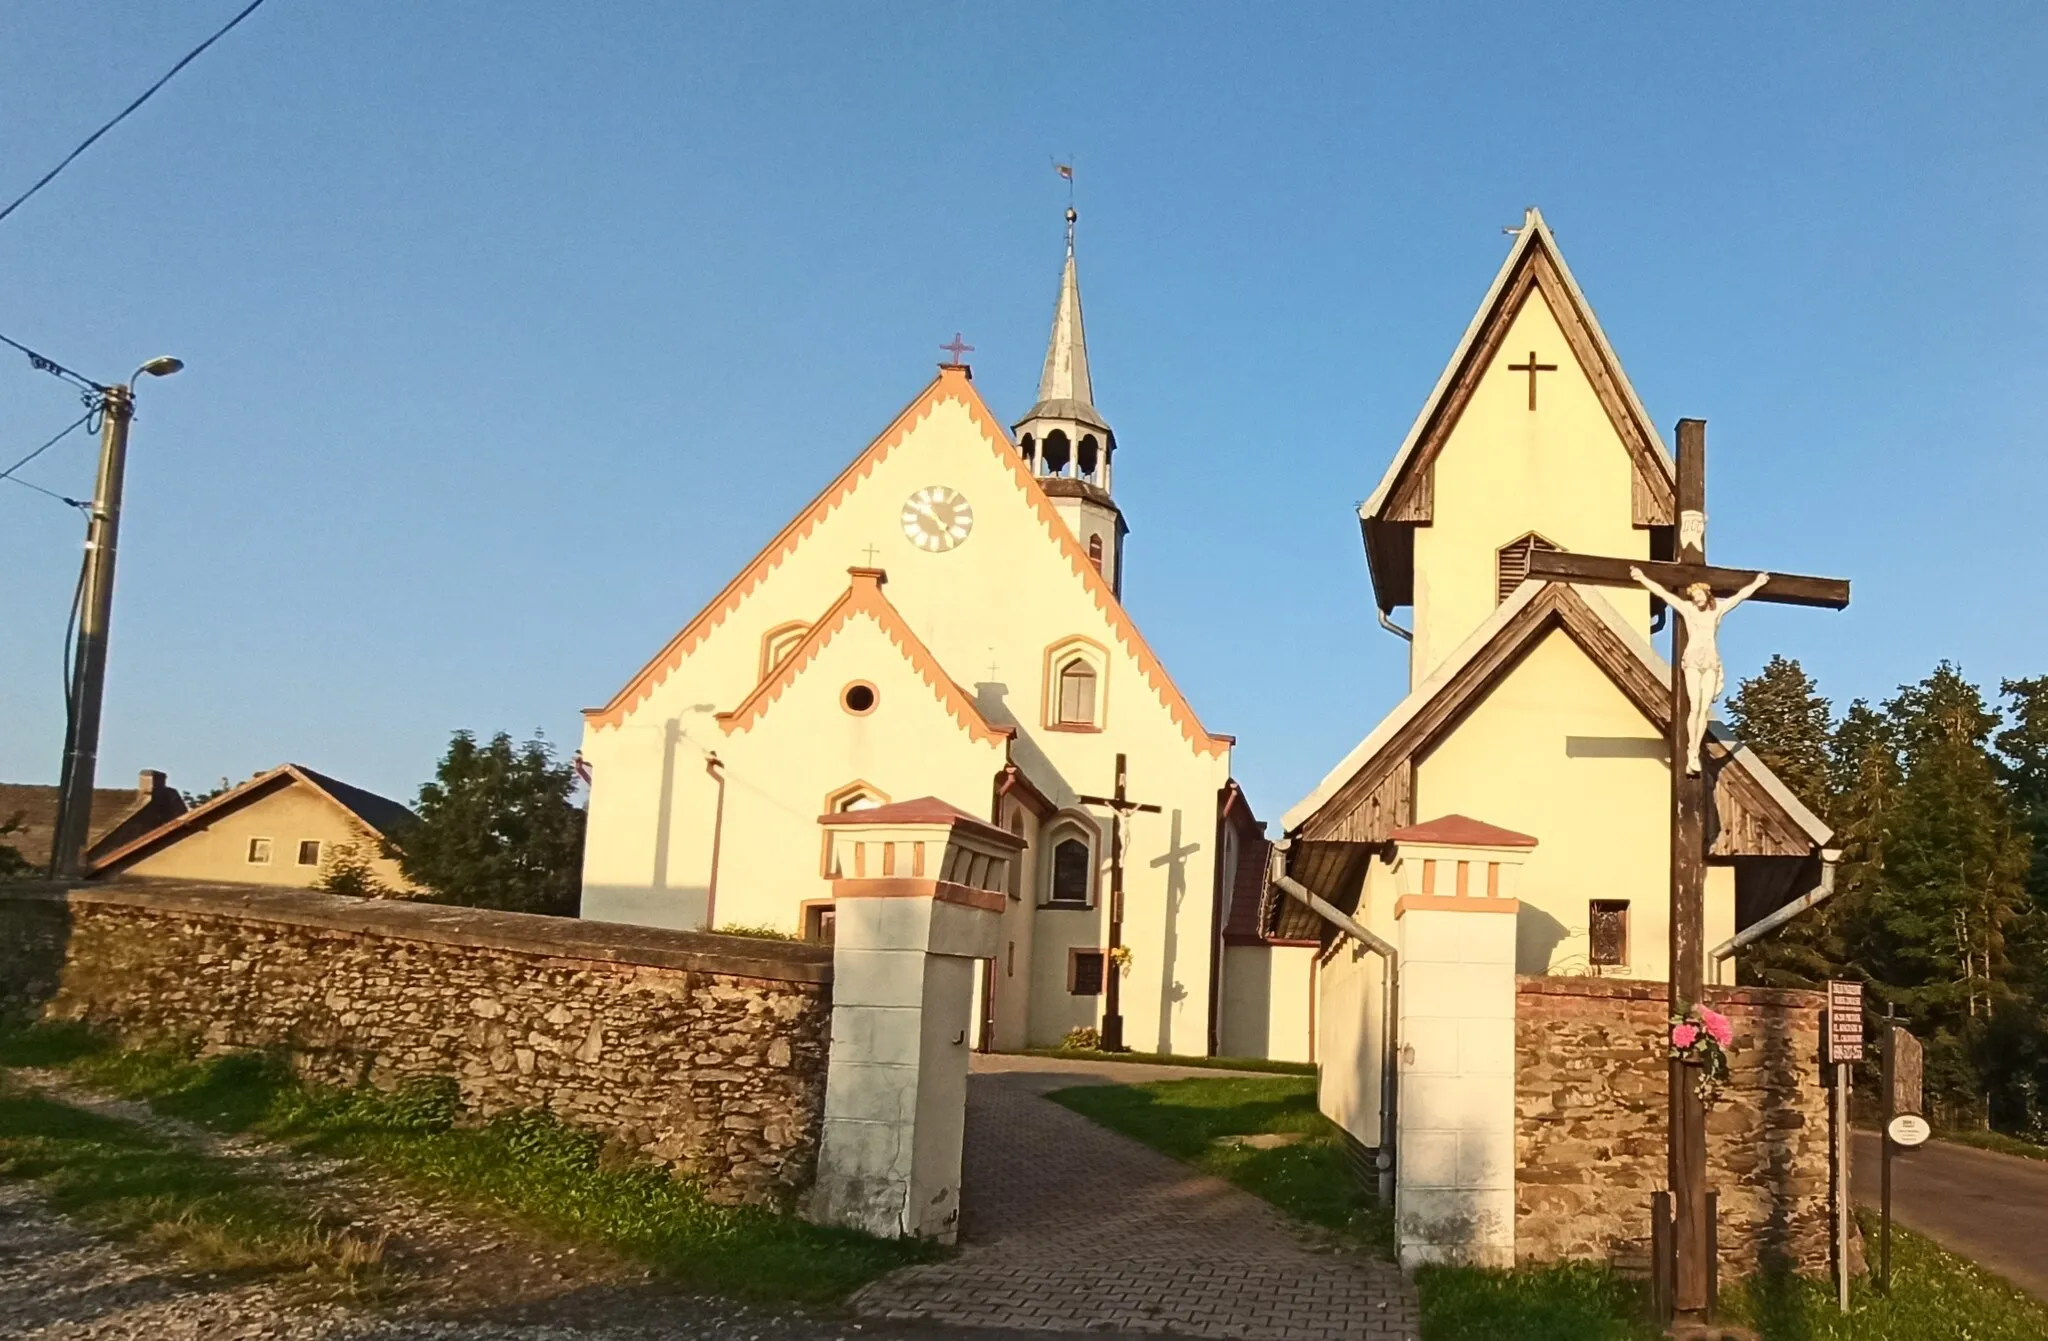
1269,840 -> 1399,1206
1708,849 -> 1840,985
703,754 -> 727,932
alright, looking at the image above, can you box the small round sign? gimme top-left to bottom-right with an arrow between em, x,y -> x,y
1887,1114 -> 1931,1148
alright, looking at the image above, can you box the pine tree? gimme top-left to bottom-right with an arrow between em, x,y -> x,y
1726,656 -> 1838,987
1853,666 -> 2032,1118
1726,655 -> 1833,813
1991,677 -> 2048,1133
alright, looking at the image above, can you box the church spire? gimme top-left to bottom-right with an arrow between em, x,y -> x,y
1014,205 -> 1126,596
1018,207 -> 1109,435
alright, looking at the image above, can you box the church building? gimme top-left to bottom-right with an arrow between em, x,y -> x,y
578,211 -> 1310,1060
1275,208 -> 1835,1165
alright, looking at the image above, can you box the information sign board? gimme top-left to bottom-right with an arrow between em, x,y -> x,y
1826,980 -> 1864,1064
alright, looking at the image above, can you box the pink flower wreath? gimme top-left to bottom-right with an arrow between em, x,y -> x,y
1669,1005 -> 1734,1105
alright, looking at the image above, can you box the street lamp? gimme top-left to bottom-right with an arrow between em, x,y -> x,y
48,357 -> 185,879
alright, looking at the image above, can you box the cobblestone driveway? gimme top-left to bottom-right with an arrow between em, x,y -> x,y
853,1056 -> 1419,1340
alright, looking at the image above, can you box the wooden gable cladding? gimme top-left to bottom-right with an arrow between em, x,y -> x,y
1377,242 -> 1674,530
1710,752 -> 1818,859
1293,582 -> 1818,861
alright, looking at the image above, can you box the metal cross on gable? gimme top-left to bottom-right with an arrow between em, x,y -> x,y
940,332 -> 974,366
1507,349 -> 1558,410
1078,753 -> 1161,1053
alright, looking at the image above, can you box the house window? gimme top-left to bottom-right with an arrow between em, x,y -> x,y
1069,948 -> 1106,996
1087,534 -> 1105,571
1590,900 -> 1630,969
1056,660 -> 1097,726
1497,533 -> 1562,602
1048,835 -> 1092,905
297,840 -> 321,867
247,837 -> 272,864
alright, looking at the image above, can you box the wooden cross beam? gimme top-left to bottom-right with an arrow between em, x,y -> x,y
1079,752 -> 1161,1054
1506,349 -> 1558,410
1521,419 -> 1850,1327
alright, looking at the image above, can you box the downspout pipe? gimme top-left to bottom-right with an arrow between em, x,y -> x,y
1269,839 -> 1398,1206
1377,608 -> 1413,642
1708,848 -> 1841,986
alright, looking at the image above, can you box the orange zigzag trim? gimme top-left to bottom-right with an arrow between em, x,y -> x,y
716,570 -> 1012,746
588,367 -> 1231,759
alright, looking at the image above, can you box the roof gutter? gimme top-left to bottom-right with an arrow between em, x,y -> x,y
1269,839 -> 1397,1205
1708,848 -> 1841,986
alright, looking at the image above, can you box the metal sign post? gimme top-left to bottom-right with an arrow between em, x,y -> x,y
1825,980 -> 1864,1313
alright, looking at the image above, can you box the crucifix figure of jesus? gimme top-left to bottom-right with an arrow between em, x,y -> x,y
1524,419 -> 1850,1327
1079,752 -> 1160,1053
1628,565 -> 1771,775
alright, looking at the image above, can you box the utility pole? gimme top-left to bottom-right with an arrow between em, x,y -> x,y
49,358 -> 182,879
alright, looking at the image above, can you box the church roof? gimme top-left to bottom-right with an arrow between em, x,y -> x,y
1014,215 -> 1110,435
586,366 -> 1229,758
716,568 -> 1013,746
1280,579 -> 1830,856
1359,207 -> 1678,613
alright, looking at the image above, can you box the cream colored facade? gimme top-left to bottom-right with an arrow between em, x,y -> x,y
579,225 -> 1289,1056
1285,209 -> 1832,1151
1218,943 -> 1317,1063
92,767 -> 415,893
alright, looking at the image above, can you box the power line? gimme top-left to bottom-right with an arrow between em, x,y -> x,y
0,408 -> 97,487
0,330 -> 107,395
0,0 -> 272,230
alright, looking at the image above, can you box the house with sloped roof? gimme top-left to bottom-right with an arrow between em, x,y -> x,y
0,770 -> 187,875
89,764 -> 418,894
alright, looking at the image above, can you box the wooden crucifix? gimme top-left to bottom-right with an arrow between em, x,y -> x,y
1079,752 -> 1160,1053
1525,419 -> 1850,1326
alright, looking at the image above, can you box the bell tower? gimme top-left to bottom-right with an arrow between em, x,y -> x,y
1015,207 -> 1128,596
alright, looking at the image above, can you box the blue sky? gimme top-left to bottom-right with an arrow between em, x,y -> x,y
2,3 -> 2043,818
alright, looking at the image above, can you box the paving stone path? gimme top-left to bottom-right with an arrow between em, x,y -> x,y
853,1055 -> 1421,1340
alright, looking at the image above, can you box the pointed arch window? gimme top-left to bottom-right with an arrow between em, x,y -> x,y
1040,814 -> 1099,907
1496,533 -> 1561,603
1043,636 -> 1107,731
820,780 -> 891,876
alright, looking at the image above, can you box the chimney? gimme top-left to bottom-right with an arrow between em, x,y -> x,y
138,769 -> 167,799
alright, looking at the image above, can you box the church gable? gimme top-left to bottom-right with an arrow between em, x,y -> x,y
586,366 -> 1229,760
1282,582 -> 1826,858
1361,209 -> 1677,617
716,568 -> 1011,747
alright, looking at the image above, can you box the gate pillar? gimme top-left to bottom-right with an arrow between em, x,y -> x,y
806,800 -> 1018,1243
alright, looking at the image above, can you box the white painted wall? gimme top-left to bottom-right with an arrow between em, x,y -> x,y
1219,944 -> 1317,1062
1395,903 -> 1518,1269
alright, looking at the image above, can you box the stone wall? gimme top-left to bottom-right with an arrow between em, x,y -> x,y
1516,976 -> 1832,1278
0,881 -> 833,1207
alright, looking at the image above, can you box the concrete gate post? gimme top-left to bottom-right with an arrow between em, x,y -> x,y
806,800 -> 1019,1243
1389,823 -> 1534,1269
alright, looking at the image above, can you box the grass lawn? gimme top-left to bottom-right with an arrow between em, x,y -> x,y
1014,1047 -> 1316,1076
1046,1074 -> 1391,1253
0,1024 -> 927,1308
0,1075 -> 386,1294
1051,1072 -> 2048,1341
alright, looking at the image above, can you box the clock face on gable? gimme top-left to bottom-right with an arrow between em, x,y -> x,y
901,486 -> 974,552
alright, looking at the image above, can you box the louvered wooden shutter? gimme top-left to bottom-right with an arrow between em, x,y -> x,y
1497,534 -> 1561,602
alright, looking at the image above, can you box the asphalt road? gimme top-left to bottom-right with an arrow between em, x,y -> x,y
1852,1132 -> 2048,1301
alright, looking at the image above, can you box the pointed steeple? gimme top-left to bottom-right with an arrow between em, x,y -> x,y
1017,207 -> 1109,434
1014,205 -> 1126,596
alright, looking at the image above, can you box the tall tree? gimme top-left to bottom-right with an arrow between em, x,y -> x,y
1727,657 -> 1839,987
1726,655 -> 1833,813
1996,677 -> 2048,908
398,732 -> 586,917
1992,678 -> 2048,1133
